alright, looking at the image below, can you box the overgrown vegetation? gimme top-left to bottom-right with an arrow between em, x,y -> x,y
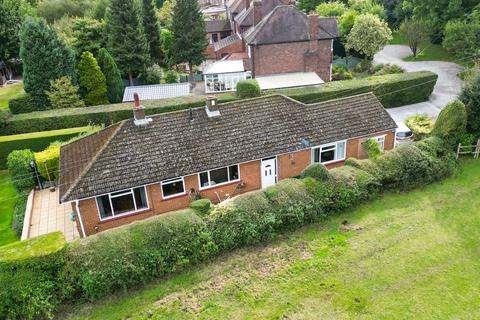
406,114 -> 433,140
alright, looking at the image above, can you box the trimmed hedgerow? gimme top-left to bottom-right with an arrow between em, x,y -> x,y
8,94 -> 39,114
6,149 -> 35,192
300,163 -> 332,181
190,198 -> 212,216
12,191 -> 29,237
431,100 -> 468,147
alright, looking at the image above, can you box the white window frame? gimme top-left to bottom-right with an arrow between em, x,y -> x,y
96,186 -> 149,221
311,140 -> 347,165
198,164 -> 240,190
373,135 -> 386,151
160,177 -> 186,200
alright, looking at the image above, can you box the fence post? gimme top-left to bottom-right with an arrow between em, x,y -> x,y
456,143 -> 461,160
475,139 -> 480,159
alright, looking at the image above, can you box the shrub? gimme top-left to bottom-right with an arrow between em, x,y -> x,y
139,64 -> 162,85
6,149 -> 35,192
443,19 -> 480,60
376,64 -> 404,75
190,198 -> 211,216
61,210 -> 217,301
8,94 -> 38,114
405,114 -> 433,140
77,51 -> 109,106
300,163 -> 331,181
236,79 -> 261,99
163,69 -> 179,83
332,64 -> 353,80
35,143 -> 61,181
432,100 -> 467,147
45,76 -> 85,109
361,138 -> 382,158
316,1 -> 346,17
0,232 -> 66,320
330,165 -> 380,202
459,69 -> 480,135
12,192 -> 29,237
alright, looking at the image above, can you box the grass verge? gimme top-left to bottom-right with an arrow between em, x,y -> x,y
0,82 -> 24,110
60,159 -> 480,319
0,171 -> 19,247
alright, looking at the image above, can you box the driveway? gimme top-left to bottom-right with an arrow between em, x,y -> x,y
373,45 -> 464,123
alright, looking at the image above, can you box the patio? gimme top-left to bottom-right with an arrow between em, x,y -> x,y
24,188 -> 80,242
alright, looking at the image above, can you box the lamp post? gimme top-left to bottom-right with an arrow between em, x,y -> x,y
30,160 -> 43,189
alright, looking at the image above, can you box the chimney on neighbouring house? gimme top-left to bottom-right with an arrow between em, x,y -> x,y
133,93 -> 152,127
253,0 -> 263,25
205,95 -> 220,117
245,0 -> 250,9
308,12 -> 319,52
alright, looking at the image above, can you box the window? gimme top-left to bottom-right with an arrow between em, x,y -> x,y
312,141 -> 346,164
199,164 -> 240,188
161,177 -> 185,199
211,33 -> 218,43
96,186 -> 148,219
374,136 -> 385,151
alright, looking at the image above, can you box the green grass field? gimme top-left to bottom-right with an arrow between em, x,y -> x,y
61,159 -> 480,320
0,171 -> 19,246
0,82 -> 24,110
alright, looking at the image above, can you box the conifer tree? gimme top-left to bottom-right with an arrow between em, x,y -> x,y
45,76 -> 85,109
77,51 -> 109,106
19,17 -> 76,108
106,0 -> 150,85
97,48 -> 124,103
141,0 -> 163,64
171,0 -> 207,83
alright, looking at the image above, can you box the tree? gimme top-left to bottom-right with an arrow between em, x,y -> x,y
432,100 -> 467,146
316,1 -> 347,17
45,76 -> 85,109
338,9 -> 358,36
141,0 -> 163,64
160,28 -> 175,67
157,0 -> 174,28
19,17 -> 76,108
297,0 -> 321,13
0,0 -> 32,63
37,0 -> 95,23
77,51 -> 109,106
71,17 -> 107,57
139,64 -> 162,84
443,18 -> 480,60
171,0 -> 207,83
348,0 -> 387,20
346,13 -> 392,60
399,19 -> 428,57
97,48 -> 124,103
106,0 -> 150,85
459,69 -> 480,135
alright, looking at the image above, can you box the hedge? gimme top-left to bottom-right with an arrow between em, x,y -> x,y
0,72 -> 437,135
12,191 -> 29,237
8,94 -> 39,114
6,149 -> 35,192
0,127 -> 89,169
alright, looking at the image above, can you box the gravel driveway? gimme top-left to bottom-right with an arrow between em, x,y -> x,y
374,45 -> 464,123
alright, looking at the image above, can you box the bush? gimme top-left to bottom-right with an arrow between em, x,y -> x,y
332,64 -> 353,80
61,210 -> 217,301
300,163 -> 331,181
190,198 -> 211,216
139,64 -> 162,85
12,191 -> 29,237
6,149 -> 35,192
329,165 -> 380,203
316,1 -> 346,17
361,138 -> 382,158
443,19 -> 480,60
163,69 -> 178,83
459,69 -> 480,135
0,232 -> 66,320
376,64 -> 404,75
432,100 -> 467,147
35,143 -> 61,181
8,94 -> 39,114
405,114 -> 433,140
236,79 -> 261,99
77,51 -> 109,106
45,76 -> 85,109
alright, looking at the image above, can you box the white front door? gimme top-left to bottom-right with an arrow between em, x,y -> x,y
261,157 -> 277,188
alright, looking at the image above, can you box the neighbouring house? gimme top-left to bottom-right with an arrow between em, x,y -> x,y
59,92 -> 396,237
203,0 -> 339,91
122,83 -> 190,102
203,60 -> 247,93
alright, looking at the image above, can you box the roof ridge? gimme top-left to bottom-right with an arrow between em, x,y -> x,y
316,17 -> 337,39
306,92 -> 377,106
60,121 -> 125,202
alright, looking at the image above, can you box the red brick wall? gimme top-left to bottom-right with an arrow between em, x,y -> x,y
73,130 -> 395,236
251,39 -> 332,81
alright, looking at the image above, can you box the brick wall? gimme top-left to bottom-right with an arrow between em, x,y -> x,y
251,39 -> 332,80
72,130 -> 395,236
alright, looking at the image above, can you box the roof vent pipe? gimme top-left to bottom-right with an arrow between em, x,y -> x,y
133,93 -> 152,127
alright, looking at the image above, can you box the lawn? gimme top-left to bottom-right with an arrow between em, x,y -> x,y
0,171 -> 19,246
0,82 -> 24,110
61,159 -> 480,320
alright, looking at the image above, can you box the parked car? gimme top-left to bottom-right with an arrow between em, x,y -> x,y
395,121 -> 414,146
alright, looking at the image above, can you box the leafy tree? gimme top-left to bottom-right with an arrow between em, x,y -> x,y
399,19 -> 428,57
157,0 -> 174,27
348,0 -> 387,20
37,0 -> 95,23
338,9 -> 357,36
163,69 -> 178,83
443,18 -> 480,60
171,0 -> 207,83
77,51 -> 109,106
19,17 -> 76,108
346,13 -> 392,60
316,1 -> 346,17
377,0 -> 405,27
432,100 -> 467,147
141,0 -> 163,64
106,0 -> 150,85
362,139 -> 381,158
71,17 -> 106,57
139,64 -> 162,84
97,48 -> 124,103
0,0 -> 32,62
45,76 -> 85,109
90,0 -> 110,19
459,69 -> 480,135
298,0 -> 321,13
160,28 -> 175,67
51,15 -> 76,47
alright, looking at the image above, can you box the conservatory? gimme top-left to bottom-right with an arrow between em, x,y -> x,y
203,60 -> 247,93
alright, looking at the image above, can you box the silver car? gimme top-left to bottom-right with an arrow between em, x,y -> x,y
395,122 -> 414,147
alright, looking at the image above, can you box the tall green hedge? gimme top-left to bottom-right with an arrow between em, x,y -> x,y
0,72 -> 437,135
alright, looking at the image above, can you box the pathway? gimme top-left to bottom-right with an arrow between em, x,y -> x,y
373,45 -> 464,123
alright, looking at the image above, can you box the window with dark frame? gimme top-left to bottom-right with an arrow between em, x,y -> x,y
96,186 -> 148,219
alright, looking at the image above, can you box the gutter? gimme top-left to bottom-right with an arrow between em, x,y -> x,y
75,200 -> 87,238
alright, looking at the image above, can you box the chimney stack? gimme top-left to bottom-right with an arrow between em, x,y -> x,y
308,12 -> 319,52
133,93 -> 151,127
253,0 -> 263,25
205,95 -> 220,118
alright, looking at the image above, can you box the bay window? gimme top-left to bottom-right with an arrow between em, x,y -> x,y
312,141 -> 346,164
199,164 -> 239,188
161,177 -> 185,199
96,186 -> 148,219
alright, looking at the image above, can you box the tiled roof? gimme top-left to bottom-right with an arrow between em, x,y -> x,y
213,33 -> 241,51
206,19 -> 232,32
234,6 -> 253,27
59,93 -> 397,202
243,5 -> 339,45
122,83 -> 190,102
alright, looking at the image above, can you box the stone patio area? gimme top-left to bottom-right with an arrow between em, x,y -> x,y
25,188 -> 80,242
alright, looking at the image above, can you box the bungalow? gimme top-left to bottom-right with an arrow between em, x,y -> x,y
59,93 -> 397,237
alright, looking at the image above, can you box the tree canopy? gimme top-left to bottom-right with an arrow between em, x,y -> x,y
77,51 -> 109,106
141,0 -> 163,64
97,48 -> 124,103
